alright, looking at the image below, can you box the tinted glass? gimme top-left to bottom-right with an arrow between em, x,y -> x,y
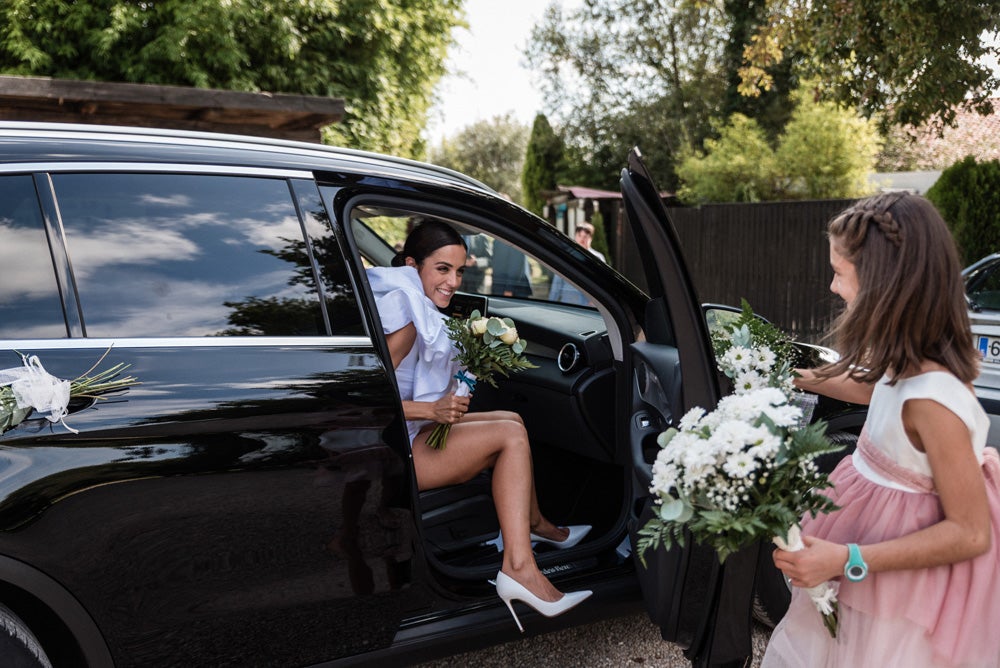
0,175 -> 66,338
55,173 -> 327,337
346,203 -> 596,307
969,261 -> 1000,311
291,180 -> 365,336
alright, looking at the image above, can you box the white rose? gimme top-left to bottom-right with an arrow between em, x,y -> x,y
470,318 -> 489,336
499,326 -> 519,345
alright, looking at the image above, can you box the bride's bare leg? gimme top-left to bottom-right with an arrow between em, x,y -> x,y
457,412 -> 568,543
411,415 -> 563,601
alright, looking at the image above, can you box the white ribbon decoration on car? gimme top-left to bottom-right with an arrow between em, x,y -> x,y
0,355 -> 76,433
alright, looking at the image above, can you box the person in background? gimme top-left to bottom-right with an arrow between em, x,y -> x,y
549,221 -> 605,305
491,242 -> 533,298
462,233 -> 492,293
762,193 -> 1000,667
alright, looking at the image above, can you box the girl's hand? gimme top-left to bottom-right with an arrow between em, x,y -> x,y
772,536 -> 849,589
430,393 -> 470,424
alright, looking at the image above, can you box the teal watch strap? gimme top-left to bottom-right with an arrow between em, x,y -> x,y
844,543 -> 868,582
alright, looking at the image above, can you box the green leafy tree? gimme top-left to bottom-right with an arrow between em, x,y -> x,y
678,91 -> 880,203
739,1 -> 1000,130
521,114 -> 565,217
525,1 -> 731,191
0,0 -> 464,158
926,157 -> 1000,266
677,114 -> 780,203
720,0 -> 797,140
429,114 -> 530,202
775,93 -> 881,199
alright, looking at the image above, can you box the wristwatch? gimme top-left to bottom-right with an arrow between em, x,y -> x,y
844,543 -> 868,582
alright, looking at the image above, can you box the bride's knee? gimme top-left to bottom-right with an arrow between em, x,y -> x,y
496,420 -> 530,451
491,410 -> 524,425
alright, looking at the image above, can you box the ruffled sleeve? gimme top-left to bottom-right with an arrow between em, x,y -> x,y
367,266 -> 457,403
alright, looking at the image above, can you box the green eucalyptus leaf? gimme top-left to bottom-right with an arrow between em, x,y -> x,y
486,318 -> 506,336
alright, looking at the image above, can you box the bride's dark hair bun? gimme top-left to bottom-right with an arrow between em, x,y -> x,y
394,220 -> 467,267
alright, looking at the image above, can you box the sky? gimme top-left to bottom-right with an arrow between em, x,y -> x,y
424,0 -> 580,145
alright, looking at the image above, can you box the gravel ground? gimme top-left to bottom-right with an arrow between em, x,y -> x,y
418,612 -> 771,667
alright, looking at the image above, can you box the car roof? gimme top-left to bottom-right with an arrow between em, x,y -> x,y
0,121 -> 495,195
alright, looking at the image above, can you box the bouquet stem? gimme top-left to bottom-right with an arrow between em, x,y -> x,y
426,423 -> 450,450
774,524 -> 839,638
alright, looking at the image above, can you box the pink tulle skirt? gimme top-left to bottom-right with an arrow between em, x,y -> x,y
763,434 -> 1000,667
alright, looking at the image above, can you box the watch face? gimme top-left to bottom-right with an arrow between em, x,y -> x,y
847,564 -> 866,580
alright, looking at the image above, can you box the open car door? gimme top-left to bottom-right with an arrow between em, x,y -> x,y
622,148 -> 758,666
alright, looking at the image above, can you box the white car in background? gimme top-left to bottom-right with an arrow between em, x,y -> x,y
964,253 -> 1000,444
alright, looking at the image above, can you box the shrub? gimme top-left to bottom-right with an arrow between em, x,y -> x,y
926,156 -> 1000,266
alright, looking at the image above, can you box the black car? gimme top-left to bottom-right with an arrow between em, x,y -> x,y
0,122 -> 865,667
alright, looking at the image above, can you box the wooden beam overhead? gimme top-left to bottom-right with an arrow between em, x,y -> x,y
0,75 -> 345,143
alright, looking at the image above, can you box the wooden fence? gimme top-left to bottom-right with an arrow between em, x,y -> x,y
616,199 -> 857,344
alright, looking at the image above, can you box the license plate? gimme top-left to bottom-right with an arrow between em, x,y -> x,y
977,336 -> 1000,364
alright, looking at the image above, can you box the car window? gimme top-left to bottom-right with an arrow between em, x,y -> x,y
289,179 -> 366,336
967,260 -> 1000,311
347,203 -> 596,307
0,175 -> 66,338
53,173 -> 334,337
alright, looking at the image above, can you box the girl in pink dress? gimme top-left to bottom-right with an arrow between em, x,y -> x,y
763,193 -> 1000,667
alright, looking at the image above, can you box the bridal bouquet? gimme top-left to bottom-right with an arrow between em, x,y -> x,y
637,302 -> 844,637
425,310 -> 537,450
1,350 -> 138,435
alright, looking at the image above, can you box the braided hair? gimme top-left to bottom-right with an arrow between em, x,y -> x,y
821,192 -> 979,385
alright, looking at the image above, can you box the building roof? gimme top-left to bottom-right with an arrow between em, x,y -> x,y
886,99 -> 1000,170
0,75 -> 344,143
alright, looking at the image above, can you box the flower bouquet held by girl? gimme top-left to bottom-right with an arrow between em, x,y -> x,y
0,349 -> 138,435
637,303 -> 844,637
425,310 -> 537,450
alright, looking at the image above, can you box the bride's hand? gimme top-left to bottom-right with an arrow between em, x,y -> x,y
431,393 -> 470,424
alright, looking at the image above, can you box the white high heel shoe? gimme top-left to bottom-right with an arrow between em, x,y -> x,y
529,525 -> 591,550
494,571 -> 592,633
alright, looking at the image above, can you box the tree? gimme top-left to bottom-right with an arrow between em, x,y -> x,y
739,1 -> 1000,130
521,114 -> 565,217
677,114 -> 780,203
677,90 -> 880,203
775,93 -> 882,199
926,157 -> 1000,266
525,0 -> 732,191
589,211 -> 612,264
0,0 -> 464,158
429,114 -> 530,202
720,0 -> 797,140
